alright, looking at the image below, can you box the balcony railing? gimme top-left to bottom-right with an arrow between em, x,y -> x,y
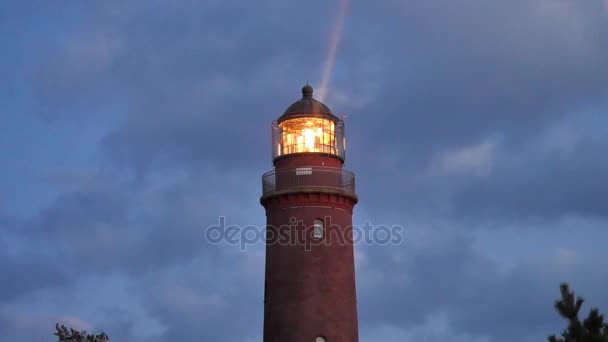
262,166 -> 356,197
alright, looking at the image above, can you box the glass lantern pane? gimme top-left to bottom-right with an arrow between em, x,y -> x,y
274,118 -> 344,159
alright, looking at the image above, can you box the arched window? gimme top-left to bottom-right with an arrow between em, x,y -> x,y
313,219 -> 324,239
316,337 -> 327,342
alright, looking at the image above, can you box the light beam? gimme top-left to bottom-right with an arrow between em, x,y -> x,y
318,0 -> 350,102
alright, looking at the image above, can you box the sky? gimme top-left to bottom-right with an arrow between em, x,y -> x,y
1,0 -> 608,341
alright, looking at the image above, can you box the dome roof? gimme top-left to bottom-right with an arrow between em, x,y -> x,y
278,85 -> 336,123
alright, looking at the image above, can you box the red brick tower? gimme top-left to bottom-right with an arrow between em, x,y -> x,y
260,84 -> 359,342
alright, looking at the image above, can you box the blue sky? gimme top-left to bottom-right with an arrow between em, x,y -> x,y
2,0 -> 608,341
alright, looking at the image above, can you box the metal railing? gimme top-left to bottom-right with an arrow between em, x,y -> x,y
262,166 -> 355,197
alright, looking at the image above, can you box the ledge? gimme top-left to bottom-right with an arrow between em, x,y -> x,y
260,186 -> 358,206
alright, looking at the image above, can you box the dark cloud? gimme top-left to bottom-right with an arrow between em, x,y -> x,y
19,168 -> 260,276
357,225 -> 608,342
0,249 -> 67,303
21,0 -> 608,220
3,0 -> 608,341
450,131 -> 608,220
139,255 -> 264,341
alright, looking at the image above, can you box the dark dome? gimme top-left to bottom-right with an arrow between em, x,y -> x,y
278,85 -> 335,123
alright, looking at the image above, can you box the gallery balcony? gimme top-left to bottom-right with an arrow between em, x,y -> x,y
261,166 -> 356,202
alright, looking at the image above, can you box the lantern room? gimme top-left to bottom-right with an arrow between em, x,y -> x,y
271,84 -> 345,161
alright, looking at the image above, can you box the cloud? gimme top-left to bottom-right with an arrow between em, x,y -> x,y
3,0 -> 608,341
356,223 -> 608,342
430,140 -> 495,177
360,313 -> 490,342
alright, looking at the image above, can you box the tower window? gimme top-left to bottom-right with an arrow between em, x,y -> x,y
313,219 -> 324,239
316,337 -> 327,342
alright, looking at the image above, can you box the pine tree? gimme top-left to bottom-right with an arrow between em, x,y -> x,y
548,283 -> 608,342
54,323 -> 109,342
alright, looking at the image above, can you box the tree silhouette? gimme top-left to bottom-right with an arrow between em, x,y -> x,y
548,283 -> 608,342
54,323 -> 109,342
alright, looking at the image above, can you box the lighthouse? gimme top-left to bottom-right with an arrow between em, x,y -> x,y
260,84 -> 359,342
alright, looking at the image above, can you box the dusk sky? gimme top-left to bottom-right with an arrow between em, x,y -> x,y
2,0 -> 608,341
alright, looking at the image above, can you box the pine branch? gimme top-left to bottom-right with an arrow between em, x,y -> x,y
549,283 -> 608,342
54,323 -> 109,342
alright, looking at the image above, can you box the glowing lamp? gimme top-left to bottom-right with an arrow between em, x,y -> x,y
272,84 -> 345,161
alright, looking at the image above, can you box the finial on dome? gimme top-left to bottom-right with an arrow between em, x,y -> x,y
302,83 -> 313,98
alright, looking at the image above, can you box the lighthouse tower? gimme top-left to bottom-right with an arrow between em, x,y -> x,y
260,85 -> 359,342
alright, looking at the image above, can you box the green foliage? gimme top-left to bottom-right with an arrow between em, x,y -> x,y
54,323 -> 109,342
548,283 -> 608,342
